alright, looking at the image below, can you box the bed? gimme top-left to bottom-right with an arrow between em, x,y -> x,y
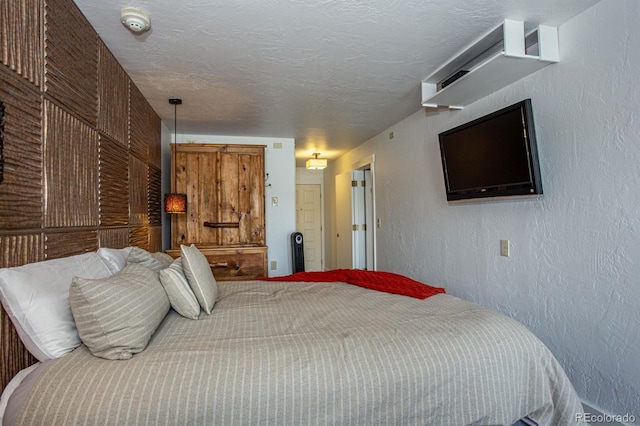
0,245 -> 585,425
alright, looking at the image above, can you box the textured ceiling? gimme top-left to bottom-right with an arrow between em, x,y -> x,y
73,0 -> 600,166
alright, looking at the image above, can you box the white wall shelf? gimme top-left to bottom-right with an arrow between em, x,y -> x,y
422,20 -> 559,109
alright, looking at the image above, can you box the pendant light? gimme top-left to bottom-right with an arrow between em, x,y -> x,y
164,98 -> 187,214
306,153 -> 327,170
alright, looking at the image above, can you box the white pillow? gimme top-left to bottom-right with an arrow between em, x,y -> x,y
180,244 -> 218,314
159,258 -> 201,320
96,247 -> 132,274
0,253 -> 112,361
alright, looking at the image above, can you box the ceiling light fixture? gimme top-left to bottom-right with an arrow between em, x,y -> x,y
120,7 -> 151,33
306,153 -> 327,170
164,98 -> 187,214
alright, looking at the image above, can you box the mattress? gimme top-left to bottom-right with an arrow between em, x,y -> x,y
5,279 -> 584,425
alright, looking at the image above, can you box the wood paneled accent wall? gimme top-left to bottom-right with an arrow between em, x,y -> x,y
0,0 -> 162,390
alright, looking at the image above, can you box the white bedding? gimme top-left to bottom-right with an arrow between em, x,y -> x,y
0,363 -> 41,425
6,280 -> 585,425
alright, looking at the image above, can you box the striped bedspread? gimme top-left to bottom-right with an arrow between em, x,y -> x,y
13,280 -> 584,425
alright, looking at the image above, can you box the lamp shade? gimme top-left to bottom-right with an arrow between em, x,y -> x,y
306,157 -> 327,170
164,193 -> 187,214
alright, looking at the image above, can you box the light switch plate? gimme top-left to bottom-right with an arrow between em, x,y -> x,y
500,239 -> 510,257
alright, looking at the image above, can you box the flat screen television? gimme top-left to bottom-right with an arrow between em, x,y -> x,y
438,99 -> 543,201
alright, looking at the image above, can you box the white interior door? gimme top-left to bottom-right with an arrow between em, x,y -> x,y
335,159 -> 377,271
295,184 -> 322,271
364,168 -> 374,270
335,171 -> 353,269
352,170 -> 366,269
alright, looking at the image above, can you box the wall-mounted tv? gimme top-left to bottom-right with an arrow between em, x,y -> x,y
438,99 -> 543,201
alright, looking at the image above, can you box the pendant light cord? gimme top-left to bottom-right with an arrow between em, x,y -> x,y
169,98 -> 182,193
173,101 -> 177,193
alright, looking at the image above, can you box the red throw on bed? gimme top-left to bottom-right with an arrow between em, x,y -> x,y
259,269 -> 445,299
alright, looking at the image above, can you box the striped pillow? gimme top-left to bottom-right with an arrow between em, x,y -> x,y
126,247 -> 171,271
180,244 -> 218,314
69,263 -> 170,360
159,258 -> 201,320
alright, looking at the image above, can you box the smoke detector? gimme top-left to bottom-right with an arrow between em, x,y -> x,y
120,7 -> 151,33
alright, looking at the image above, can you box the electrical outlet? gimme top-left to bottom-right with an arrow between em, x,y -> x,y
271,196 -> 278,206
500,239 -> 510,257
270,261 -> 277,270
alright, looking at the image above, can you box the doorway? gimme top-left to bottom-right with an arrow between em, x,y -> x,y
335,155 -> 376,270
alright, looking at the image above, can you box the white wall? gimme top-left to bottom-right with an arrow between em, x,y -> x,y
162,134 -> 297,277
325,0 -> 639,419
295,167 -> 324,186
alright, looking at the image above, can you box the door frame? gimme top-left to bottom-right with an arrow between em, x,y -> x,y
334,155 -> 377,271
352,154 -> 377,271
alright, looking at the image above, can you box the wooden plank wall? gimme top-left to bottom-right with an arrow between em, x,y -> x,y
0,0 -> 163,390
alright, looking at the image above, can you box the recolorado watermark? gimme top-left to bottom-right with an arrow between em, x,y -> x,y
576,412 -> 636,423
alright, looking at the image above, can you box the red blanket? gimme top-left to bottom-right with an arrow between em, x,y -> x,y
258,269 -> 445,300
